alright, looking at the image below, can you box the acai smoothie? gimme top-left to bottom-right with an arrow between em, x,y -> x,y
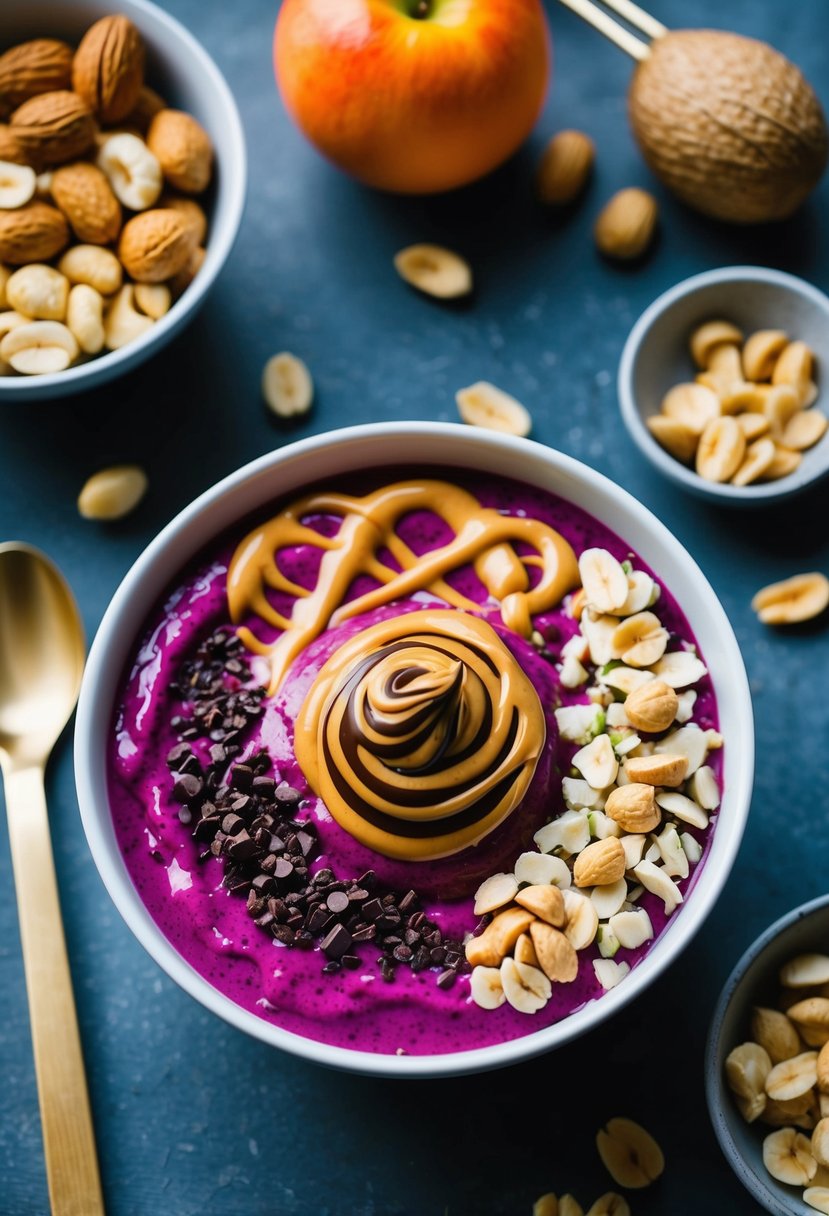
109,468 -> 722,1056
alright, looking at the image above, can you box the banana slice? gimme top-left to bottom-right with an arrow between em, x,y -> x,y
562,888 -> 599,950
690,320 -> 744,369
646,414 -> 698,462
751,1007 -> 802,1066
804,1187 -> 829,1214
559,1197 -> 584,1216
533,1194 -> 559,1216
473,872 -> 519,916
742,329 -> 788,380
469,965 -> 506,1010
394,243 -> 472,299
611,611 -> 669,668
514,851 -> 569,887
590,878 -> 628,920
596,1117 -> 665,1189
752,574 -> 829,625
662,382 -> 720,434
781,410 -> 828,450
696,416 -> 746,482
455,381 -> 531,436
765,1052 -> 819,1101
732,436 -> 776,486
736,412 -> 771,441
585,1195 -> 630,1216
761,444 -> 802,480
762,1127 -> 817,1186
581,612 -> 621,665
499,956 -> 551,1014
651,650 -> 707,688
813,1119 -> 829,1168
782,957 -> 829,990
578,548 -> 629,614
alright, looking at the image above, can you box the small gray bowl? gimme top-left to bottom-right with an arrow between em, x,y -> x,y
705,893 -> 829,1214
618,267 -> 829,505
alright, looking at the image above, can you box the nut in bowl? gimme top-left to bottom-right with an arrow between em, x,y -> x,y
618,267 -> 829,504
706,895 -> 829,1215
0,0 -> 245,400
74,422 -> 753,1077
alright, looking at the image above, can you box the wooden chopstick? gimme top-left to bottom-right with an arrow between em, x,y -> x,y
556,0 -> 651,60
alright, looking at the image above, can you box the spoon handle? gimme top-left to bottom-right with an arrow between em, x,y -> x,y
4,765 -> 105,1216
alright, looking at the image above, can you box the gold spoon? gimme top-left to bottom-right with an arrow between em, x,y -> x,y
0,542 -> 104,1216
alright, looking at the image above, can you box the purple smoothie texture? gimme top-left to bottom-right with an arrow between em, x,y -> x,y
108,470 -> 721,1056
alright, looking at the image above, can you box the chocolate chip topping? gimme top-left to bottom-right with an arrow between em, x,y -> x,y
166,627 -> 470,989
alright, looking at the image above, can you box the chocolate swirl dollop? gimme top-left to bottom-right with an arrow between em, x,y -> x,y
294,610 -> 546,861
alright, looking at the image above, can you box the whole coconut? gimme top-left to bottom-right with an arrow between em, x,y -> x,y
629,29 -> 829,223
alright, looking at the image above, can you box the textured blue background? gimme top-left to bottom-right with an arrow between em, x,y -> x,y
2,0 -> 829,1212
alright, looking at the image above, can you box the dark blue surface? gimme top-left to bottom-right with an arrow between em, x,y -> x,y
2,1 -> 829,1212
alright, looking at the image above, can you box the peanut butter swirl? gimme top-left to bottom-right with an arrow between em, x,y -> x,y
227,479 -> 579,694
294,610 -> 547,861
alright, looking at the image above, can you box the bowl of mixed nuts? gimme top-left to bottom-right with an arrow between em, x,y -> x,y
618,267 -> 829,504
707,894 -> 829,1215
0,0 -> 246,399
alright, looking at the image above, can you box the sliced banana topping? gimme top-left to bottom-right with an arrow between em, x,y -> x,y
763,1127 -> 818,1186
578,549 -> 629,614
596,1117 -> 665,1189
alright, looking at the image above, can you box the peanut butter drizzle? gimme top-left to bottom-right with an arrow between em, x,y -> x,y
294,610 -> 546,861
227,479 -> 579,694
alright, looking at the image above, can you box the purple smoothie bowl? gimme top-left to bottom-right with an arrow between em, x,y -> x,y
74,422 -> 755,1078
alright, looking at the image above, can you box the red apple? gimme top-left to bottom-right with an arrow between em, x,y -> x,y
274,0 -> 551,193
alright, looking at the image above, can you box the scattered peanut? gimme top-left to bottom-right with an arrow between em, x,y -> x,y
262,351 -> 314,419
77,464 -> 147,520
751,573 -> 829,625
394,243 -> 472,299
536,129 -> 594,206
456,381 -> 531,437
594,187 -> 658,260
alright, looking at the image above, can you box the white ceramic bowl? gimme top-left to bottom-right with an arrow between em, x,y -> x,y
706,894 -> 829,1215
618,267 -> 829,505
74,422 -> 755,1078
0,0 -> 246,401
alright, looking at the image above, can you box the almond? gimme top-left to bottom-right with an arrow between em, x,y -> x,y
0,200 -> 68,264
124,85 -> 166,134
51,161 -> 121,244
72,15 -> 145,123
529,921 -> 579,983
10,91 -> 96,169
594,187 -> 658,260
604,783 -> 661,833
515,883 -> 566,927
0,124 -> 26,164
536,129 -> 594,206
161,195 -> 207,245
117,208 -> 195,283
624,680 -> 678,733
625,753 -> 688,787
464,906 -> 535,968
0,40 -> 73,113
147,109 -> 213,194
573,837 -> 626,888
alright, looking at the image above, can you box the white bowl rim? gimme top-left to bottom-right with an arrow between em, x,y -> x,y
74,421 -> 755,1078
618,264 -> 829,503
704,891 -> 829,1214
0,0 -> 247,401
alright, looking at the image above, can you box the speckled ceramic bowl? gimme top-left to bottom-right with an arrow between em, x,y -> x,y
0,0 -> 246,401
75,423 -> 755,1077
706,894 -> 829,1214
618,267 -> 829,505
